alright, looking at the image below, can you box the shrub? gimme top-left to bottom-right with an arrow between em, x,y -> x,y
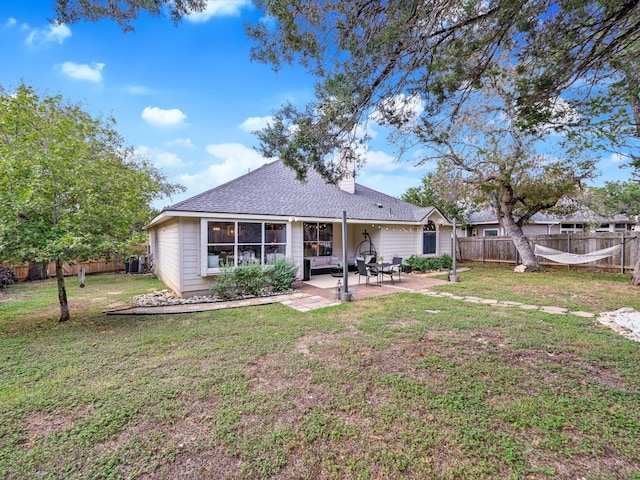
440,253 -> 453,269
233,262 -> 266,297
265,258 -> 297,293
210,263 -> 238,300
405,254 -> 453,272
0,265 -> 18,289
405,255 -> 428,272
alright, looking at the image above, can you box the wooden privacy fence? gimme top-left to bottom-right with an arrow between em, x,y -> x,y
10,258 -> 126,282
457,232 -> 639,273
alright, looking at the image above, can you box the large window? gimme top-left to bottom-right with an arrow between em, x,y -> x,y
206,221 -> 286,269
422,221 -> 437,254
303,222 -> 333,257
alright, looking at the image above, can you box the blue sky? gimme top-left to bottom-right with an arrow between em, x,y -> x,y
0,1 -> 631,209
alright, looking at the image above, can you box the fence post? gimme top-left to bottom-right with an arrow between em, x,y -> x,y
621,232 -> 625,274
482,237 -> 485,264
567,233 -> 571,271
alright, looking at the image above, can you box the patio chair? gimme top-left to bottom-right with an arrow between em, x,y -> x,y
380,257 -> 402,284
356,261 -> 372,286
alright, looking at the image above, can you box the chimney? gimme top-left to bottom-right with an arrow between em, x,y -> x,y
338,148 -> 355,194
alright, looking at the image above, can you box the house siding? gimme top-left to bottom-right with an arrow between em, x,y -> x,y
181,218 -> 211,296
150,219 -> 182,295
438,226 -> 453,255
522,224 -> 550,235
377,225 -> 419,260
290,221 -> 304,278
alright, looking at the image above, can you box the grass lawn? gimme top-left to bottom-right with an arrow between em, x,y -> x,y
1,267 -> 639,479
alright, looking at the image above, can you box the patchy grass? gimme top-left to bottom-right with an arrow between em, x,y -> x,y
1,271 -> 639,479
436,263 -> 640,313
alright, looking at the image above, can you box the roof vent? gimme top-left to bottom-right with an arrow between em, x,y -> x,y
376,203 -> 383,208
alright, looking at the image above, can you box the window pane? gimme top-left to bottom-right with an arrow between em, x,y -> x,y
423,221 -> 436,232
238,222 -> 261,243
318,241 -> 332,256
303,222 -> 317,242
208,221 -> 235,244
423,232 -> 436,254
208,245 -> 234,266
304,243 -> 318,257
265,223 -> 286,244
238,245 -> 262,264
265,245 -> 286,264
318,223 -> 333,241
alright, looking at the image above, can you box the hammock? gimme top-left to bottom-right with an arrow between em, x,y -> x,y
534,244 -> 621,265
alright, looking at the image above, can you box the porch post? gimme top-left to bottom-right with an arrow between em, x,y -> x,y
341,211 -> 352,301
449,218 -> 460,282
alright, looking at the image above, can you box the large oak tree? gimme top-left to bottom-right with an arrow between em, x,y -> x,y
0,84 -> 182,321
51,0 -> 639,274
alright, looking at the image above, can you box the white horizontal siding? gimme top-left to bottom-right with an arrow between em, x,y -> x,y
181,218 -> 211,297
377,225 -> 419,261
438,226 -> 453,255
150,219 -> 181,295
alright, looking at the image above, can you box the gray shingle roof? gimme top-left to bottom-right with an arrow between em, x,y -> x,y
165,160 -> 436,223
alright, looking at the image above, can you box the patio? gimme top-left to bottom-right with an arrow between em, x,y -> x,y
297,271 -> 450,302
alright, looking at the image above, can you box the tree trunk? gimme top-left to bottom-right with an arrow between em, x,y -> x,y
25,261 -> 49,281
55,259 -> 70,322
498,215 -> 543,271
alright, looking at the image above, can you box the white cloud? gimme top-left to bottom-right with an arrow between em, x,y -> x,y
361,149 -> 401,173
167,138 -> 195,149
60,61 -> 105,83
238,115 -> 273,132
136,146 -> 186,169
26,22 -> 71,45
187,0 -> 252,22
5,17 -> 16,27
179,143 -> 270,190
141,106 -> 188,127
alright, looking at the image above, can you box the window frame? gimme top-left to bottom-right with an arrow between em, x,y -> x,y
202,220 -> 288,275
303,222 -> 334,258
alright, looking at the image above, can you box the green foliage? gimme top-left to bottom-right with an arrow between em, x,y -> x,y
406,254 -> 453,272
401,172 -> 469,225
405,255 -> 428,272
0,84 -> 182,266
0,83 -> 183,320
211,258 -> 297,300
233,262 -> 266,297
210,264 -> 238,300
264,257 -> 297,292
439,253 -> 453,269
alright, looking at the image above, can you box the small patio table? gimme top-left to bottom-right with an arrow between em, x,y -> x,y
368,262 -> 391,286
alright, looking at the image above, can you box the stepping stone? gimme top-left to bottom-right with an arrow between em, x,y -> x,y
519,304 -> 539,310
540,306 -> 568,314
480,298 -> 499,304
570,311 -> 596,318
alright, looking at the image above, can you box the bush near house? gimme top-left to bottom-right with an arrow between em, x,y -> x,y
211,258 -> 297,299
406,253 -> 453,272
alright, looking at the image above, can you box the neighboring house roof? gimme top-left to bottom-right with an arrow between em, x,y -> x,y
153,160 -> 444,225
466,206 -> 634,226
